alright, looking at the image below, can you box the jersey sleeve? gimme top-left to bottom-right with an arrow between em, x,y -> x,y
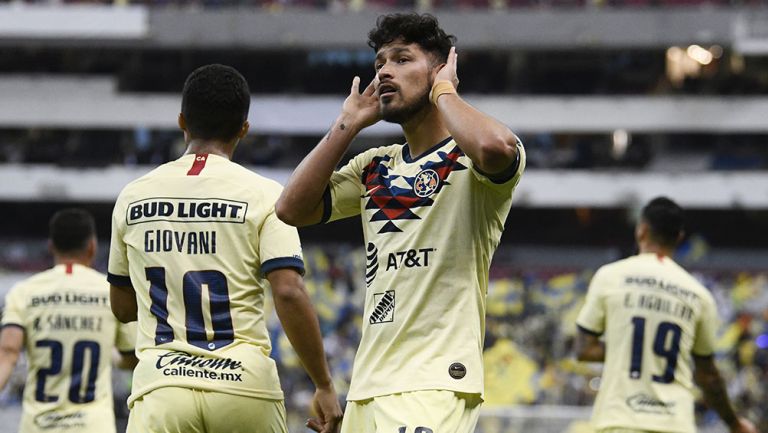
1,286 -> 26,329
692,291 -> 719,357
322,150 -> 371,223
259,207 -> 305,277
107,193 -> 132,288
576,267 -> 609,336
470,139 -> 526,194
115,321 -> 137,353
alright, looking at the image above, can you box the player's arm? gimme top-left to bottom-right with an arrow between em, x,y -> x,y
110,284 -> 138,323
276,76 -> 380,227
113,345 -> 139,370
693,355 -> 757,433
114,320 -> 138,369
0,326 -> 24,391
108,197 -> 137,323
432,47 -> 519,177
574,328 -> 605,362
116,351 -> 139,370
267,268 -> 342,433
575,268 -> 608,362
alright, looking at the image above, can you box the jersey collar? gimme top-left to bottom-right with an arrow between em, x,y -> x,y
402,136 -> 453,163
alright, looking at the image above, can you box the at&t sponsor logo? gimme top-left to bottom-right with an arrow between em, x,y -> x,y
386,248 -> 434,271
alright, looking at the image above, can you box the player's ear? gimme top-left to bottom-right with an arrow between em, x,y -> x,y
429,60 -> 445,82
178,113 -> 191,143
635,221 -> 648,244
178,113 -> 186,131
238,121 -> 250,139
86,236 -> 97,263
676,230 -> 685,245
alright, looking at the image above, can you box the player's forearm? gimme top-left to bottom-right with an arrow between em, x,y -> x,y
575,332 -> 605,362
117,352 -> 139,370
0,349 -> 20,391
576,343 -> 605,362
276,114 -> 361,227
435,94 -> 519,174
273,287 -> 334,389
0,327 -> 23,391
696,369 -> 739,428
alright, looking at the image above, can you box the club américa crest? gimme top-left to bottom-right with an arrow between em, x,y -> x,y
413,169 -> 440,198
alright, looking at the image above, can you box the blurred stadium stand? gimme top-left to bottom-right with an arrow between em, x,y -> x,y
1,1 -> 767,432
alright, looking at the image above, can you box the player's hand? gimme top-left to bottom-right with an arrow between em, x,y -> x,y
730,417 -> 758,433
341,76 -> 381,131
434,46 -> 459,89
306,385 -> 343,433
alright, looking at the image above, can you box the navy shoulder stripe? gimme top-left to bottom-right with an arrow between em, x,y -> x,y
107,273 -> 133,288
262,257 -> 305,277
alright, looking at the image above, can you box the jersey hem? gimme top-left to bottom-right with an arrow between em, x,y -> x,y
127,383 -> 284,408
346,384 -> 483,402
261,257 -> 305,277
577,324 -> 604,337
107,272 -> 133,288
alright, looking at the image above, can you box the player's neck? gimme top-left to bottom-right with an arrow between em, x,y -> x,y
53,254 -> 91,268
638,243 -> 674,258
401,108 -> 449,159
184,139 -> 235,160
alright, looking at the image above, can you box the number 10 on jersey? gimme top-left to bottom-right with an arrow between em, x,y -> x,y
145,267 -> 235,350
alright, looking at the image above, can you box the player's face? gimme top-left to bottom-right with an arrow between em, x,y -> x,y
374,41 -> 435,124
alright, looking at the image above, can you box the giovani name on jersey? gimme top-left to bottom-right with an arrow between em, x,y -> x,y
144,229 -> 217,255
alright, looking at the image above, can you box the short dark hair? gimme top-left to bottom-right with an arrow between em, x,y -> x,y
49,208 -> 96,254
367,13 -> 456,64
641,197 -> 685,248
181,64 -> 250,142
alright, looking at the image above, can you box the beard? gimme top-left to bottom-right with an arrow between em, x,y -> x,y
380,88 -> 431,125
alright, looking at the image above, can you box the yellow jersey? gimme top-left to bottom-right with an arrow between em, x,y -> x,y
2,263 -> 135,433
324,137 -> 526,400
108,153 -> 304,406
576,253 -> 720,433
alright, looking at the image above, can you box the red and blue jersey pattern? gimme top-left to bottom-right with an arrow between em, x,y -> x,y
361,145 -> 468,234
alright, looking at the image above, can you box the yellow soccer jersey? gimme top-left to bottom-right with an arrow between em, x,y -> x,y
108,153 -> 304,407
1,263 -> 135,433
324,137 -> 526,400
576,253 -> 720,433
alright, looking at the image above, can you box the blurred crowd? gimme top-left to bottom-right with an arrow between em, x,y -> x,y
0,0 -> 765,9
0,243 -> 766,432
1,128 -> 768,171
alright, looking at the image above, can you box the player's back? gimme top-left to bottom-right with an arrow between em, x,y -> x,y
583,253 -> 718,433
109,153 -> 301,406
2,264 -> 129,433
